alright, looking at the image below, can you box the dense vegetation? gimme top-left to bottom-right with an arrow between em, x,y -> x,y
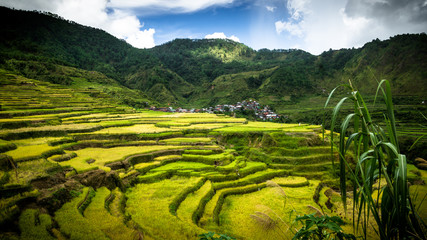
0,69 -> 425,239
0,7 -> 426,239
1,7 -> 426,109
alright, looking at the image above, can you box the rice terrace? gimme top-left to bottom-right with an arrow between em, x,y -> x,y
0,3 -> 427,240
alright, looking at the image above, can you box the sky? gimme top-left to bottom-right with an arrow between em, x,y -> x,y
1,0 -> 426,55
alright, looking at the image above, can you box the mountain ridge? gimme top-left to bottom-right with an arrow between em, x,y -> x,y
0,6 -> 426,110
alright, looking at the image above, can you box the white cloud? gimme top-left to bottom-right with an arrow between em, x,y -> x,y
266,6 -> 276,12
205,32 -> 240,42
275,20 -> 304,37
0,0 -> 156,49
274,0 -> 427,54
286,0 -> 311,20
126,28 -> 156,48
108,0 -> 234,14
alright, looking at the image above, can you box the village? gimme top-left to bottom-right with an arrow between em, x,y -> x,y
150,99 -> 281,121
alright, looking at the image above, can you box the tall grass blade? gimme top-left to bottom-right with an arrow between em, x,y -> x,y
339,113 -> 356,213
325,80 -> 426,239
378,80 -> 399,151
330,97 -> 350,169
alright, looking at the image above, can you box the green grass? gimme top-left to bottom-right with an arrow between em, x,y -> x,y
5,143 -> 60,162
215,180 -> 329,239
409,168 -> 427,222
0,139 -> 17,153
155,121 -> 191,127
6,159 -> 58,185
216,158 -> 241,172
4,72 -> 422,240
238,161 -> 268,176
91,124 -> 178,134
160,117 -> 247,125
84,187 -> 136,240
270,162 -> 331,174
171,123 -> 238,130
268,176 -> 309,187
199,183 -> 266,230
265,146 -> 330,157
134,161 -> 162,172
177,180 -> 213,226
0,190 -> 39,227
270,153 -> 332,164
54,187 -> 109,240
19,209 -> 54,240
213,169 -> 287,190
182,150 -> 235,165
150,162 -> 215,172
154,155 -> 183,161
213,122 -> 314,133
60,145 -> 201,173
184,149 -> 219,155
125,176 -> 204,239
0,123 -> 103,140
159,137 -> 213,144
108,188 -> 125,218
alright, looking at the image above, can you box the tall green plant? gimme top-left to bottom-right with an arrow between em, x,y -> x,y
292,213 -> 355,240
324,80 -> 426,239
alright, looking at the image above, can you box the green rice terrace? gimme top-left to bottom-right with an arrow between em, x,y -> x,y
0,72 -> 426,240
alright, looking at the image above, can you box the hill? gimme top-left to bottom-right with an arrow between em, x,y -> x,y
0,7 -> 426,239
0,6 -> 426,111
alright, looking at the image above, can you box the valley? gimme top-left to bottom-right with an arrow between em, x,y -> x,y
0,72 -> 344,239
0,66 -> 426,240
0,7 -> 426,240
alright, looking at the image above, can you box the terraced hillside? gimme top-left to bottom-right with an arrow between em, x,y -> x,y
1,72 -> 426,240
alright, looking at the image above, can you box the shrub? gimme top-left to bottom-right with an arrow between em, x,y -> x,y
199,232 -> 236,240
292,213 -> 355,240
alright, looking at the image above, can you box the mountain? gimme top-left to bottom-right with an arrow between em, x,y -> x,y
0,7 -> 426,110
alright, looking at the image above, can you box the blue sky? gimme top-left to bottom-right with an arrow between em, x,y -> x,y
143,4 -> 254,44
144,1 -> 293,50
1,0 -> 426,55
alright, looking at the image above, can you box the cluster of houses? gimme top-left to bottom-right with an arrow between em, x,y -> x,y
150,99 -> 281,121
207,100 -> 280,121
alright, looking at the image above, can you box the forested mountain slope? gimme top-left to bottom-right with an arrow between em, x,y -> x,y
0,7 -> 426,109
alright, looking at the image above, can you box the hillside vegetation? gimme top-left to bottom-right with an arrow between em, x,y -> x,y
0,72 -> 351,239
1,7 -> 426,110
0,6 -> 427,240
1,67 -> 426,240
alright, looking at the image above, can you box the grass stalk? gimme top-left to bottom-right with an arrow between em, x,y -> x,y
326,80 -> 426,239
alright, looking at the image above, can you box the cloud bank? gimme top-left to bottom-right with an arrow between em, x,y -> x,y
1,0 -> 426,54
108,0 -> 234,15
274,0 -> 427,54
